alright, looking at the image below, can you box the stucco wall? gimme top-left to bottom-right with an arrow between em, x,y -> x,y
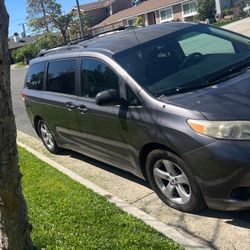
87,8 -> 109,26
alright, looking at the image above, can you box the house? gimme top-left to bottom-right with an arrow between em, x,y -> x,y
8,33 -> 42,63
92,0 -> 198,34
70,0 -> 132,27
8,33 -> 42,52
215,0 -> 250,14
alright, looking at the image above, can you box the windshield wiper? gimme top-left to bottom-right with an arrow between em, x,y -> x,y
206,70 -> 245,86
158,57 -> 250,98
160,82 -> 214,97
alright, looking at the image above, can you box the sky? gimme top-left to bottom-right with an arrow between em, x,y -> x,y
5,0 -> 93,36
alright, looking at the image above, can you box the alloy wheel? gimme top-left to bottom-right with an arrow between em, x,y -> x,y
153,159 -> 191,205
40,123 -> 55,150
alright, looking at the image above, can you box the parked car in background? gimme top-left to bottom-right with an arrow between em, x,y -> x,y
23,23 -> 250,213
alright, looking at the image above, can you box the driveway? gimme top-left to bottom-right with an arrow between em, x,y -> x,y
223,17 -> 250,37
12,67 -> 250,250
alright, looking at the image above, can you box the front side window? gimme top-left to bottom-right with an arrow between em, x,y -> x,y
47,59 -> 76,95
126,87 -> 142,106
160,8 -> 173,23
81,58 -> 119,99
114,25 -> 250,97
26,62 -> 46,90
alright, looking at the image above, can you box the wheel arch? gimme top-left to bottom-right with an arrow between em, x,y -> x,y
139,142 -> 181,180
33,116 -> 43,137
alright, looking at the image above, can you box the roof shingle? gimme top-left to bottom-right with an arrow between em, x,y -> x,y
93,0 -> 185,28
78,0 -> 116,12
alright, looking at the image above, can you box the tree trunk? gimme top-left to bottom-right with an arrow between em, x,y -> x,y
61,29 -> 68,44
40,0 -> 49,33
0,1 -> 33,249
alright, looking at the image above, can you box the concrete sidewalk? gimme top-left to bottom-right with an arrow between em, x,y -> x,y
223,17 -> 250,37
17,130 -> 250,250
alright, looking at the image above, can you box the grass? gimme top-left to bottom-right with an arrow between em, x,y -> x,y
19,147 -> 183,250
14,61 -> 27,68
213,18 -> 240,27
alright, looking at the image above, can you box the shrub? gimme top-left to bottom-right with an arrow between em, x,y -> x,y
11,33 -> 63,64
134,16 -> 144,27
197,0 -> 216,21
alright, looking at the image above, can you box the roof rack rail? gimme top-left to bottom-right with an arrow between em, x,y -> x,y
37,46 -> 66,57
36,26 -> 140,57
68,25 -> 139,46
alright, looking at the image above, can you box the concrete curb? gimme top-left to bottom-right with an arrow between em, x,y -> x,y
17,140 -> 211,250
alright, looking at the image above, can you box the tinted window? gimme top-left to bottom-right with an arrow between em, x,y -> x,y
26,62 -> 46,90
81,58 -> 119,99
47,60 -> 75,95
127,87 -> 142,106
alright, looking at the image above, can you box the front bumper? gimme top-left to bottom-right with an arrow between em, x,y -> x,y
184,140 -> 250,211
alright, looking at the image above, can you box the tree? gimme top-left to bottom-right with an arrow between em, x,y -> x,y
134,16 -> 145,27
27,0 -> 59,33
68,11 -> 93,40
27,0 -> 73,43
12,33 -> 63,64
197,0 -> 215,21
51,14 -> 71,43
0,1 -> 33,249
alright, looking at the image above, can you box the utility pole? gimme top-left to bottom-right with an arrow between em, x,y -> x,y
19,23 -> 26,37
76,0 -> 84,38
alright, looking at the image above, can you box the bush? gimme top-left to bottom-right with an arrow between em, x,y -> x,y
11,33 -> 63,64
222,7 -> 233,16
12,44 -> 38,64
134,16 -> 144,27
197,0 -> 216,21
232,2 -> 247,18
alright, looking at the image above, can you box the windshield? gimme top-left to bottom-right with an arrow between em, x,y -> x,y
113,25 -> 250,97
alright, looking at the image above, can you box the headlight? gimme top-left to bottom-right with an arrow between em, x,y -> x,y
187,120 -> 250,140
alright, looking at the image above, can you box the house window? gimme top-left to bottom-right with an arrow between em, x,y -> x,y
182,1 -> 197,17
127,18 -> 136,26
159,7 -> 173,23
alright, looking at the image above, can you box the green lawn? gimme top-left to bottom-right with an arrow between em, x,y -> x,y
14,61 -> 27,68
213,18 -> 240,27
19,147 -> 183,250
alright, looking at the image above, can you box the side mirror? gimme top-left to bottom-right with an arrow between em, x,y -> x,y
95,89 -> 120,106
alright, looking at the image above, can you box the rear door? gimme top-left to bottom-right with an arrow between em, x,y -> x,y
37,58 -> 80,149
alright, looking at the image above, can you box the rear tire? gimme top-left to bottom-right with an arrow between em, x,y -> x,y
38,120 -> 60,154
146,149 -> 206,213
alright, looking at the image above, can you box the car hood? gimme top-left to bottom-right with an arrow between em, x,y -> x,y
163,70 -> 250,120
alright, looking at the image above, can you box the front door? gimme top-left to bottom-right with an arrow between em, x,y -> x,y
74,57 -> 133,170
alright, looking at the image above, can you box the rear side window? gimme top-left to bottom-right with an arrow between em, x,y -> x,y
26,62 -> 46,90
47,59 -> 76,95
81,58 -> 119,99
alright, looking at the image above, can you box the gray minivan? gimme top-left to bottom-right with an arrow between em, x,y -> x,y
23,23 -> 250,212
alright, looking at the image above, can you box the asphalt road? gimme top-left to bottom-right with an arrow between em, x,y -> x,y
11,67 -> 38,138
12,67 -> 250,250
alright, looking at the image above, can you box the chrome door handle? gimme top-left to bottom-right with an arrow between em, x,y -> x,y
66,103 -> 75,111
77,106 -> 88,114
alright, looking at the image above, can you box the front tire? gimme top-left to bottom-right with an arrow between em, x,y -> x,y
146,149 -> 206,213
38,120 -> 60,154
